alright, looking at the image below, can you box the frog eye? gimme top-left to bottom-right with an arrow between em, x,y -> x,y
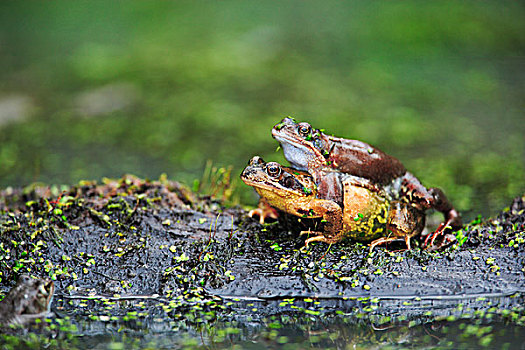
297,123 -> 312,137
265,162 -> 282,178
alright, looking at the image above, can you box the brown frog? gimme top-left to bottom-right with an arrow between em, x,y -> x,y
272,117 -> 461,246
0,274 -> 54,326
241,156 -> 425,249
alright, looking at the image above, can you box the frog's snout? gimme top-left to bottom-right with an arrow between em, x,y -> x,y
272,117 -> 296,135
240,167 -> 256,181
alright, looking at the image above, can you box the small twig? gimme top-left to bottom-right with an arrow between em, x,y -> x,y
58,294 -> 166,301
91,270 -> 122,282
318,243 -> 332,261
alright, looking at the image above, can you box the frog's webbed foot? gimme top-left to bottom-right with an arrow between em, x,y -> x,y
249,198 -> 279,224
423,220 -> 458,249
425,231 -> 457,251
421,188 -> 461,249
401,174 -> 462,248
422,188 -> 462,248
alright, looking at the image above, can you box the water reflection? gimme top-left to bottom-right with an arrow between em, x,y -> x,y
16,293 -> 520,349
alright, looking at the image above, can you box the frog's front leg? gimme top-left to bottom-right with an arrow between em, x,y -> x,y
316,170 -> 383,207
401,173 -> 462,247
301,199 -> 345,246
315,170 -> 343,206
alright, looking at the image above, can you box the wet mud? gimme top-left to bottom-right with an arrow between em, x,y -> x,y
0,175 -> 523,347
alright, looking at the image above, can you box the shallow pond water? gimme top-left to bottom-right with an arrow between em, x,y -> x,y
2,294 -> 524,349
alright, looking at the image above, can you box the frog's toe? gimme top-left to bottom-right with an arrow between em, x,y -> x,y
249,207 -> 279,224
369,237 -> 390,252
424,231 -> 457,251
369,236 -> 409,252
304,236 -> 326,247
248,208 -> 264,224
303,233 -> 339,247
423,222 -> 451,248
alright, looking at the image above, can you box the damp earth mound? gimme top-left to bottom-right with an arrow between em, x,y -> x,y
0,175 -> 524,348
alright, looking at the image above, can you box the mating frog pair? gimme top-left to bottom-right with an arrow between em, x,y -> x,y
241,118 -> 462,250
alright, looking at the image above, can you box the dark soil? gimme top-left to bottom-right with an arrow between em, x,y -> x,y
0,175 -> 524,347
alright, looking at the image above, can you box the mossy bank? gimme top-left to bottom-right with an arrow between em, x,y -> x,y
0,175 -> 524,349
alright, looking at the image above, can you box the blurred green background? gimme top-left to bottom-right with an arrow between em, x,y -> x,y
0,1 -> 523,219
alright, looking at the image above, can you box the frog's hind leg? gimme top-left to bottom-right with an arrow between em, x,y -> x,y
375,201 -> 424,252
400,173 -> 461,247
423,188 -> 462,247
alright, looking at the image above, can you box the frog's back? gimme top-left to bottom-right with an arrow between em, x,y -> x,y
328,137 -> 406,185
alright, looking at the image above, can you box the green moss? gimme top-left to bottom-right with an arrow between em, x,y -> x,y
0,1 -> 523,220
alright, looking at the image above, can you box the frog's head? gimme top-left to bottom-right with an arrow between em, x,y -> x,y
241,156 -> 316,198
1,274 -> 54,325
272,117 -> 328,170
